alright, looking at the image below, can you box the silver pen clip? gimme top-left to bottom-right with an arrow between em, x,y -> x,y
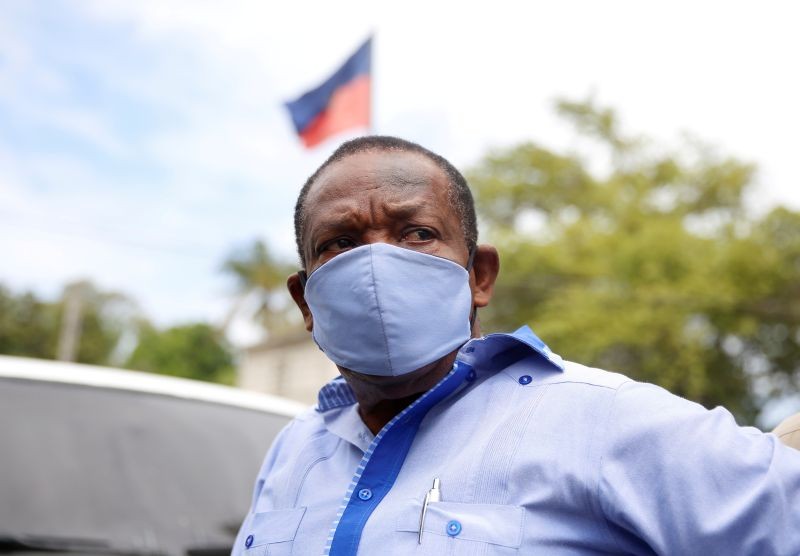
418,477 -> 441,544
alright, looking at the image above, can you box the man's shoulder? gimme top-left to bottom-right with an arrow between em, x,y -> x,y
553,360 -> 631,389
499,356 -> 631,391
270,405 -> 330,448
289,405 -> 329,431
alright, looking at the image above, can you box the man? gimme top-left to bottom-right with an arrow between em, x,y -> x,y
775,412 -> 800,450
233,136 -> 800,555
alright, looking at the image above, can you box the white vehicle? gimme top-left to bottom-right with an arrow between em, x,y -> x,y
0,355 -> 305,556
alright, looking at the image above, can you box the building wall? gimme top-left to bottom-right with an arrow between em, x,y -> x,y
237,335 -> 339,406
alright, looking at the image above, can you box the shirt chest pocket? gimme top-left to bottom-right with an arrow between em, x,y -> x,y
240,507 -> 306,556
396,500 -> 524,555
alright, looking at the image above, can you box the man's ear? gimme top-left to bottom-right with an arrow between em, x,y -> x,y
287,273 -> 314,332
470,244 -> 500,308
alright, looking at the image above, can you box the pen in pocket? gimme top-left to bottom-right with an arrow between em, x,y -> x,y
418,477 -> 441,544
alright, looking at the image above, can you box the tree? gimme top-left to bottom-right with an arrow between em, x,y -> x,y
126,323 -> 235,384
0,281 -> 136,366
221,239 -> 297,334
468,97 -> 800,425
0,285 -> 58,358
0,282 -> 235,386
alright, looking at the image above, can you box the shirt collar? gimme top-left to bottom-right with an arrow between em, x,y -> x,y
316,325 -> 563,413
317,376 -> 357,412
458,325 -> 565,372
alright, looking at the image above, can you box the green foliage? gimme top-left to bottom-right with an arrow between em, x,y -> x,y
221,239 -> 296,333
0,285 -> 58,358
223,239 -> 293,292
0,281 -> 128,366
126,323 -> 235,384
469,98 -> 800,424
0,281 -> 235,386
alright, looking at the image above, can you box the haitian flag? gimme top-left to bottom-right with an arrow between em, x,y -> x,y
285,37 -> 372,148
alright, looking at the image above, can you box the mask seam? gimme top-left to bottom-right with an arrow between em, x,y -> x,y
368,247 -> 394,373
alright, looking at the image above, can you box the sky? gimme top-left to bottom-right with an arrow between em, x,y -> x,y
1,0 -> 799,346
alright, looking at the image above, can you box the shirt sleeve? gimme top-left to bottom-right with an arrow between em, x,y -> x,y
597,381 -> 800,555
230,420 -> 296,556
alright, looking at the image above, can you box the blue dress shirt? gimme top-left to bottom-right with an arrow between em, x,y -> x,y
232,326 -> 800,555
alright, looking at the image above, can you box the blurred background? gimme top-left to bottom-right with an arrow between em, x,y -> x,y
2,0 -> 799,428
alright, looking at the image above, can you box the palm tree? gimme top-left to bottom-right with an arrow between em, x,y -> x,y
221,240 -> 297,335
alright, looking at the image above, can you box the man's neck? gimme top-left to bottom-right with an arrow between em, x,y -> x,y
340,351 -> 459,435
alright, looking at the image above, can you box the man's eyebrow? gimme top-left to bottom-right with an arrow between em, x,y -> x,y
306,208 -> 361,243
382,201 -> 421,219
381,200 -> 449,227
309,222 -> 349,241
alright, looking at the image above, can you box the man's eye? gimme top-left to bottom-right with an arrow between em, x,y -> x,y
321,238 -> 356,253
405,229 -> 435,242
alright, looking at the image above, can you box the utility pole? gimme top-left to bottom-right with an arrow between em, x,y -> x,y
57,281 -> 88,362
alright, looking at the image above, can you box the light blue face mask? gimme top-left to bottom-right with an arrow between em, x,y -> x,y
302,242 -> 474,376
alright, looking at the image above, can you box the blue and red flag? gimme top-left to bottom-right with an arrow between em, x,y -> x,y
285,37 -> 372,148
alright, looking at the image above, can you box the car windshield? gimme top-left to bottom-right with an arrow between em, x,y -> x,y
0,377 -> 291,556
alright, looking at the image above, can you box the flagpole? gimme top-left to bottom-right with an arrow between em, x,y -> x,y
369,32 -> 375,135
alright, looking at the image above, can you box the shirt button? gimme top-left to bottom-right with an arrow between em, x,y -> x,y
244,535 -> 254,548
446,520 -> 462,537
466,369 -> 477,382
518,375 -> 533,385
357,488 -> 373,500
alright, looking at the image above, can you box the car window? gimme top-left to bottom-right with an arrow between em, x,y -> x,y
0,377 -> 291,556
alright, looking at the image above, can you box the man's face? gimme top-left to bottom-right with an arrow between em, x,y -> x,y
300,149 -> 471,275
287,147 -> 499,392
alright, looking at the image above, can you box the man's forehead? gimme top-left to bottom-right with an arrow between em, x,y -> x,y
307,149 -> 448,204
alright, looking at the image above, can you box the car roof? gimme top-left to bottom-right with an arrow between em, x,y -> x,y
0,354 -> 307,418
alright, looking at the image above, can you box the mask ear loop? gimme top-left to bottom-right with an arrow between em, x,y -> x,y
466,246 -> 478,328
466,247 -> 476,273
